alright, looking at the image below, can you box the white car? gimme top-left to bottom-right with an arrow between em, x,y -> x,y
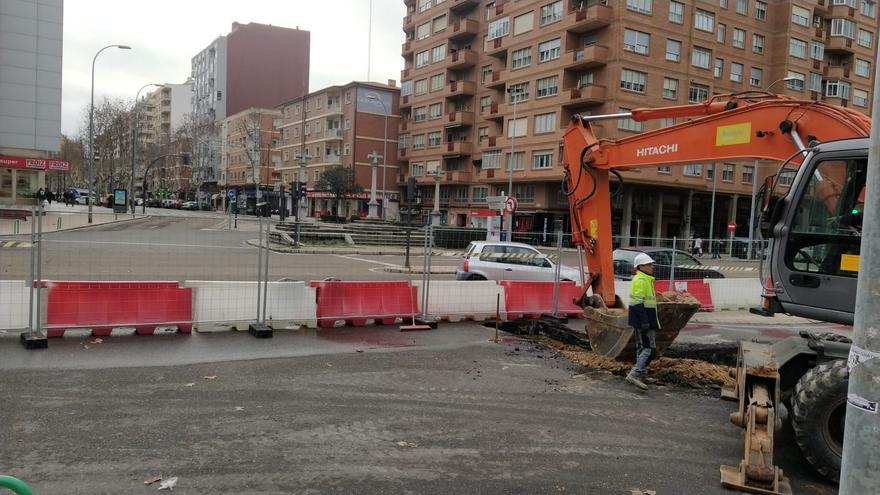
455,241 -> 583,282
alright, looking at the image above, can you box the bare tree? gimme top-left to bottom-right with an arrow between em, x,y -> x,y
77,97 -> 133,196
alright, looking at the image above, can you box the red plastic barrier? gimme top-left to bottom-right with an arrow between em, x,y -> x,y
499,281 -> 584,319
310,281 -> 418,328
46,281 -> 193,337
656,280 -> 714,311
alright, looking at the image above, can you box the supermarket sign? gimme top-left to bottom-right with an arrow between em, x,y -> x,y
0,155 -> 71,172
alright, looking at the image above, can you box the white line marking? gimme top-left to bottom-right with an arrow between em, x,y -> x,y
334,254 -> 401,267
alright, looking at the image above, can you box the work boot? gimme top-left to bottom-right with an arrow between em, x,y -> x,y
626,372 -> 648,390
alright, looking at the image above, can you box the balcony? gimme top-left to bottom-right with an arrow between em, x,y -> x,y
443,141 -> 473,156
449,18 -> 480,41
564,44 -> 610,71
445,111 -> 475,127
566,2 -> 613,34
492,0 -> 509,16
479,135 -> 499,149
480,101 -> 504,121
444,170 -> 473,183
824,65 -> 851,79
400,119 -> 411,131
402,40 -> 413,56
485,36 -> 508,57
826,36 -> 855,55
561,85 -> 606,108
403,13 -> 414,30
450,0 -> 479,12
486,70 -> 506,89
447,49 -> 478,69
398,147 -> 411,161
401,67 -> 411,80
444,80 -> 477,98
400,94 -> 412,109
323,129 -> 343,140
827,4 -> 856,18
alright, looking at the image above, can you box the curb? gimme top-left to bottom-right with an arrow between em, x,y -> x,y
0,214 -> 150,237
247,239 -> 411,256
383,266 -> 458,274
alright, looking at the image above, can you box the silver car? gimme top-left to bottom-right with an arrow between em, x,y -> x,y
455,241 -> 583,282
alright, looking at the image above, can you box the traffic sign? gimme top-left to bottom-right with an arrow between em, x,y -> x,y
487,195 -> 507,211
227,190 -> 236,198
505,196 -> 518,214
727,221 -> 737,232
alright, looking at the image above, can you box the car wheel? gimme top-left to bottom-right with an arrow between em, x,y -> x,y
466,274 -> 486,281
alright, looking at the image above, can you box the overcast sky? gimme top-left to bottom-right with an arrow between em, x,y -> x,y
61,0 -> 406,135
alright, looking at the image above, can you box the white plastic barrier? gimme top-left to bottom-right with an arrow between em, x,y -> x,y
185,280 -> 317,331
707,278 -> 762,310
412,280 -> 506,321
0,280 -> 30,330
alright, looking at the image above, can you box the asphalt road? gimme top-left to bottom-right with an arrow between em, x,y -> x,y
0,322 -> 835,495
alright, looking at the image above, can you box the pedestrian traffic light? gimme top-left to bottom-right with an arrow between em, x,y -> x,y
299,181 -> 307,199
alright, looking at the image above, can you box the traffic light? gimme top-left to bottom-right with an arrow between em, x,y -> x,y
299,181 -> 307,199
181,153 -> 190,165
291,181 -> 300,201
406,177 -> 417,203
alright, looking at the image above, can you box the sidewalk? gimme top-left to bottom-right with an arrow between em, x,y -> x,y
0,205 -> 143,236
689,309 -> 824,326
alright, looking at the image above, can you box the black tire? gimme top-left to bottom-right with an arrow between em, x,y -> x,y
466,274 -> 487,281
790,359 -> 848,482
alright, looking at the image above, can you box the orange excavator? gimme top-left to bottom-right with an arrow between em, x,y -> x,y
560,92 -> 870,495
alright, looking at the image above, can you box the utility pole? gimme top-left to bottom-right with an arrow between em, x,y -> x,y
839,54 -> 880,495
708,162 -> 718,253
505,86 -> 521,242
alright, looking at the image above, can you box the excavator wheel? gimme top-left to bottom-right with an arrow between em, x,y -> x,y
790,359 -> 848,482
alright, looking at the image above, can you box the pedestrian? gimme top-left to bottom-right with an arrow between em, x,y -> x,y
693,236 -> 703,257
712,239 -> 721,259
47,190 -> 54,204
625,253 -> 659,391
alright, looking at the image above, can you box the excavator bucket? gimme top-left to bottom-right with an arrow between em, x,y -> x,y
583,292 -> 700,361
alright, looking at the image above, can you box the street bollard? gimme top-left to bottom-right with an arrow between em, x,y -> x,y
56,217 -> 61,231
552,220 -> 563,317
670,236 -> 677,287
13,220 -> 19,235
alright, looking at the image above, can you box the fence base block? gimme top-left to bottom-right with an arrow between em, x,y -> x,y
248,322 -> 273,338
20,330 -> 47,350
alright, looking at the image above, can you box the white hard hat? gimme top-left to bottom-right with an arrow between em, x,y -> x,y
633,253 -> 655,267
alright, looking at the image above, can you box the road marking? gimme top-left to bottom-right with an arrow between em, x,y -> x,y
0,241 -> 32,248
41,239 -> 252,250
334,254 -> 402,267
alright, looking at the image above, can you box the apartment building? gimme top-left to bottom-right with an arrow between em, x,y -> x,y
276,82 -> 401,219
140,79 -> 193,147
220,108 -> 282,202
398,0 -> 879,242
191,22 -> 310,192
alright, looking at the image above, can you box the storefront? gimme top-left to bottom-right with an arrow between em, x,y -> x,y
0,155 -> 70,206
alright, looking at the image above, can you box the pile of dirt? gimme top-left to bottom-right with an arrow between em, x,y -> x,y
541,337 -> 735,388
657,291 -> 700,304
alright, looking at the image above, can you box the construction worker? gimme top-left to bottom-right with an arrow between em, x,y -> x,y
626,253 -> 659,390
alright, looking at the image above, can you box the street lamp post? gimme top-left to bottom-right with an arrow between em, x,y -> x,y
131,82 -> 161,218
88,44 -> 131,224
764,76 -> 799,93
366,150 -> 381,218
366,93 -> 388,220
505,86 -> 522,241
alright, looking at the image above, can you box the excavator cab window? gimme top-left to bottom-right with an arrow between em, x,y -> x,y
785,158 -> 865,277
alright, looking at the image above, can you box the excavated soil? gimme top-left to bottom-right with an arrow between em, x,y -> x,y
540,337 -> 736,388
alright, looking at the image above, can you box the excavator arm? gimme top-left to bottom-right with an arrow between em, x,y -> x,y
562,92 -> 870,307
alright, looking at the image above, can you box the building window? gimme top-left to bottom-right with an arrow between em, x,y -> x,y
534,112 -> 556,133
479,96 -> 492,113
430,73 -> 444,91
399,133 -> 411,149
538,38 -> 561,62
511,47 -> 532,69
304,123 -> 311,135
714,58 -> 724,78
418,0 -> 430,11
832,0 -> 856,6
720,0 -> 728,8
417,22 -> 430,40
488,16 -> 510,40
735,0 -> 747,15
684,164 -> 702,176
428,131 -> 442,147
508,82 -> 530,103
831,19 -> 856,38
811,41 -> 825,60
853,88 -> 869,107
695,9 -> 714,32
532,150 -> 554,169
624,29 -> 650,55
478,126 -> 489,142
752,34 -> 765,54
626,0 -> 652,14
344,118 -> 351,130
689,83 -> 709,103
618,108 -> 643,132
540,1 -> 563,25
824,80 -> 851,99
861,0 -> 876,17
412,134 -> 425,150
666,39 -> 681,62
791,5 -> 810,26
507,117 -> 527,137
789,38 -> 807,58
416,50 -> 430,68
401,80 -> 413,96
755,1 -> 767,20
660,117 -> 676,127
743,165 -> 754,184
730,62 -> 743,82
663,78 -> 678,99
432,14 -> 447,33
620,69 -> 647,93
732,28 -> 745,48
778,170 -> 796,186
415,79 -> 428,95
411,162 -> 424,176
431,44 -> 446,62
472,186 -> 489,202
428,102 -> 443,119
787,71 -> 806,91
483,150 -> 501,169
858,28 -> 873,47
413,106 -> 427,122
669,1 -> 684,23
343,143 -> 351,155
536,75 -> 559,97
481,65 -> 493,83
717,23 -> 726,44
513,12 -> 534,35
810,72 -> 823,92
692,46 -> 711,68
722,163 -> 735,181
856,58 -> 871,77
506,152 -> 525,171
750,67 -> 763,86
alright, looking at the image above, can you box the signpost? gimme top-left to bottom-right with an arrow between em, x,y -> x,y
727,221 -> 737,257
113,188 -> 127,214
486,195 -> 507,242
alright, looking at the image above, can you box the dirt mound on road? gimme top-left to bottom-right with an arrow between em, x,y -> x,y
541,337 -> 735,388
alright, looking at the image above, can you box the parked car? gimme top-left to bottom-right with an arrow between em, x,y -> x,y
612,247 -> 725,281
455,241 -> 583,282
181,201 -> 198,210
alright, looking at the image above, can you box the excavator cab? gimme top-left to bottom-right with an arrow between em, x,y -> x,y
760,139 -> 867,325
